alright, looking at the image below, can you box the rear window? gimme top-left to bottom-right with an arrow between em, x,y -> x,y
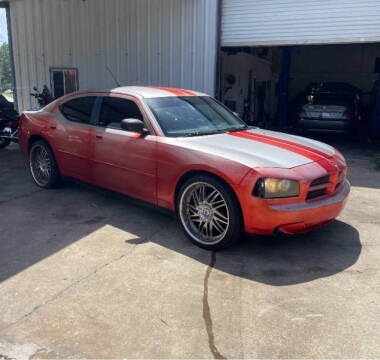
307,94 -> 353,106
60,97 -> 96,124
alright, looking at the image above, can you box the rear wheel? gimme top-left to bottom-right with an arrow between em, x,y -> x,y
0,138 -> 11,148
177,175 -> 243,250
29,140 -> 61,188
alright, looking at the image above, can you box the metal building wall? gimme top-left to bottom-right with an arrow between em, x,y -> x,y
9,0 -> 218,111
222,0 -> 380,47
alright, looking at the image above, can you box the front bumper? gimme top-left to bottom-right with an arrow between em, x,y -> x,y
237,177 -> 350,236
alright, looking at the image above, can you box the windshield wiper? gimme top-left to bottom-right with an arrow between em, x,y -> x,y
228,125 -> 250,133
182,130 -> 228,137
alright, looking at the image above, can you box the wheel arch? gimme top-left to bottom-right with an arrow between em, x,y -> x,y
174,170 -> 244,220
28,134 -> 54,154
27,134 -> 61,173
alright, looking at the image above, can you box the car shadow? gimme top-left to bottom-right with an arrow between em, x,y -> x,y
127,216 -> 361,286
0,147 -> 362,287
94,180 -> 361,286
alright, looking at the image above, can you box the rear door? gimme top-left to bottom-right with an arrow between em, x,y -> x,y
54,96 -> 98,181
91,95 -> 157,204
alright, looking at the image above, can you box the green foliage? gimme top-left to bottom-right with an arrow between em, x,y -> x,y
0,42 -> 11,91
375,154 -> 380,170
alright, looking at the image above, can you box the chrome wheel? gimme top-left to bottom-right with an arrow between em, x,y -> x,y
179,182 -> 230,245
30,145 -> 52,186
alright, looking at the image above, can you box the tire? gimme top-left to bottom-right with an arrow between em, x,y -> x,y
29,140 -> 61,188
176,175 -> 243,250
0,138 -> 11,148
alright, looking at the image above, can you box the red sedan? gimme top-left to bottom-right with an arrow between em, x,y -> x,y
19,86 -> 350,249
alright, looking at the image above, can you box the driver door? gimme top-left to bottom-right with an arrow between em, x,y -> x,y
91,95 -> 157,204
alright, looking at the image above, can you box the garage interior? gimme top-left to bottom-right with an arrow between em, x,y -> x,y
220,43 -> 380,139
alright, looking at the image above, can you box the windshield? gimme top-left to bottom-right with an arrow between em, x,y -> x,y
146,96 -> 248,137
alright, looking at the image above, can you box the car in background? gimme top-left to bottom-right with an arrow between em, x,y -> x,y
19,86 -> 349,250
295,82 -> 363,133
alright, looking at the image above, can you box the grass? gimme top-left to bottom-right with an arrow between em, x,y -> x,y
375,154 -> 380,171
2,92 -> 13,99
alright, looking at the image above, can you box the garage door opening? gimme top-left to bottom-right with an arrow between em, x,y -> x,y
220,43 -> 380,140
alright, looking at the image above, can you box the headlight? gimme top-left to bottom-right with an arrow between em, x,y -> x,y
253,178 -> 299,199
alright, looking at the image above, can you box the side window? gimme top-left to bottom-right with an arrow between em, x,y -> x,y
99,97 -> 143,129
59,97 -> 96,124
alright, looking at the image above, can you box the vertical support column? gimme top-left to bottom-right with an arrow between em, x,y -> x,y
278,46 -> 291,131
371,72 -> 380,137
215,0 -> 223,100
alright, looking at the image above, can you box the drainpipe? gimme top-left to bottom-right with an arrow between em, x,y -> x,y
215,0 -> 223,100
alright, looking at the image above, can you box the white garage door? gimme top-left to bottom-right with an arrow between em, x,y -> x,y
222,0 -> 380,47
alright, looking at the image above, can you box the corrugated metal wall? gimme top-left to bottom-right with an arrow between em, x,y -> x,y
9,0 -> 218,111
222,0 -> 380,47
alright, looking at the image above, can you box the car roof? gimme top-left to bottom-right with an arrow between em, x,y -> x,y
108,86 -> 208,98
49,86 -> 210,110
307,82 -> 361,95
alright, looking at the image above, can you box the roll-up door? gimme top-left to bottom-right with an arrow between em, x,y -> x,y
222,0 -> 380,47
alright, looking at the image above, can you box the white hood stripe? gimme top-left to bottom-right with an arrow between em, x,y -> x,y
229,131 -> 336,172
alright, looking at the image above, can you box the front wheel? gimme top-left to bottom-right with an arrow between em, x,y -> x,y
177,175 -> 243,250
0,138 -> 11,148
29,140 -> 61,188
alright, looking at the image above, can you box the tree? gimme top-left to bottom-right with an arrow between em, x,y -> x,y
0,42 -> 12,91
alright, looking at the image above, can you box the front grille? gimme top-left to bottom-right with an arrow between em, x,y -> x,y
310,175 -> 330,186
306,188 -> 327,200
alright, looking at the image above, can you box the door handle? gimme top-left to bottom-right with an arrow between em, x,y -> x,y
50,125 -> 57,130
95,134 -> 103,139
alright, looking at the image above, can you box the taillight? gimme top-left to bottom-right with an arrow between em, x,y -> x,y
343,111 -> 352,119
298,110 -> 306,117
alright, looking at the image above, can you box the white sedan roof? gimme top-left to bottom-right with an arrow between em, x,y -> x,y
110,86 -> 208,98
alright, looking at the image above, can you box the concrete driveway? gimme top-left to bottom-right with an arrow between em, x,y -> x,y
1,143 -> 380,359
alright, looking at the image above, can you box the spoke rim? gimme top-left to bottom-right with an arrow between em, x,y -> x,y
30,145 -> 52,186
179,182 -> 230,245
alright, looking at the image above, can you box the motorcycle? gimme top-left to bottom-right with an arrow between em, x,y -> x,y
0,86 -> 54,149
0,94 -> 20,148
30,85 -> 54,108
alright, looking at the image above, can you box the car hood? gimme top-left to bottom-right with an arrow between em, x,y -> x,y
177,128 -> 336,169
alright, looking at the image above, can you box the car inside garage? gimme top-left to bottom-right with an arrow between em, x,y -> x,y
220,43 -> 380,139
220,0 -> 380,140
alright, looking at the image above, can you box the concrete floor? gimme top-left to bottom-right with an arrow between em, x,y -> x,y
0,142 -> 380,359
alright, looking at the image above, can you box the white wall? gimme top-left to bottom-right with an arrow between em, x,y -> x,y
9,0 -> 218,111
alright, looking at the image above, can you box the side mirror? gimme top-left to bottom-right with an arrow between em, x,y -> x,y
121,118 -> 147,134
